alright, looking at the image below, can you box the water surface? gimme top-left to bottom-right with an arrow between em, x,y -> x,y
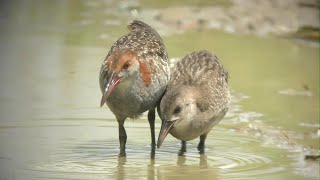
0,1 -> 318,180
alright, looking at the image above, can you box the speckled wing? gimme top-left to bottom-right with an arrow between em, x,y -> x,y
99,61 -> 109,94
169,50 -> 229,87
126,20 -> 169,76
99,20 -> 169,94
170,50 -> 230,116
112,20 -> 168,69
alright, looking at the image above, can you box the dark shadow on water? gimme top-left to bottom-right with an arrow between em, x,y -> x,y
115,156 -> 127,180
156,154 -> 216,180
177,154 -> 208,169
148,158 -> 156,180
114,157 -> 159,180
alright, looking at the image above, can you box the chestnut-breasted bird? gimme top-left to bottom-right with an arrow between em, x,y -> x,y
157,50 -> 230,154
99,20 -> 170,157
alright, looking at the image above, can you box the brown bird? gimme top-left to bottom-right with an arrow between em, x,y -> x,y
157,50 -> 230,154
99,20 -> 170,157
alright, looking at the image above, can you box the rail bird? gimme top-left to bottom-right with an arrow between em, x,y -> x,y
157,50 -> 230,154
99,20 -> 170,157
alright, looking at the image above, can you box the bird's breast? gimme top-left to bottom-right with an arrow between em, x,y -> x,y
106,72 -> 167,118
169,116 -> 220,141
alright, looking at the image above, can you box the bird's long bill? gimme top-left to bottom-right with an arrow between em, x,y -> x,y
157,120 -> 174,148
100,71 -> 120,107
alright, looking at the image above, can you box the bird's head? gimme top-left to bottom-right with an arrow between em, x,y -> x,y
157,87 -> 199,148
100,48 -> 151,107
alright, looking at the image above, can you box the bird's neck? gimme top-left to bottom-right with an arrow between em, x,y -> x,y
114,72 -> 140,95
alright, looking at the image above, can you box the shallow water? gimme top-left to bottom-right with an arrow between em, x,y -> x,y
0,1 -> 319,180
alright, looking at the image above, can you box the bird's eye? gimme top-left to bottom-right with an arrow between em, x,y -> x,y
173,106 -> 181,114
123,61 -> 130,70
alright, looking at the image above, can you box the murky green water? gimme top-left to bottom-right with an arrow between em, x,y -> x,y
0,1 -> 318,180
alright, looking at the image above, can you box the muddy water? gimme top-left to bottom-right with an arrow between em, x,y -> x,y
0,1 -> 319,180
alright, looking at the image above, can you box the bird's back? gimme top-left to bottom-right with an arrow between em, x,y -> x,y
170,50 -> 228,87
101,21 -> 169,89
167,50 -> 230,118
105,20 -> 168,74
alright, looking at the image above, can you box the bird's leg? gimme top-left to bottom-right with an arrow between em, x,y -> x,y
148,109 -> 156,158
178,141 -> 187,156
197,133 -> 207,154
117,119 -> 127,157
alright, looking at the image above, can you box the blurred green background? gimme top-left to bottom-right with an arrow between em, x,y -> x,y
0,0 -> 319,179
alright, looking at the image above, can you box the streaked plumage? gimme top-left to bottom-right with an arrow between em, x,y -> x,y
157,50 -> 230,153
99,20 -> 170,156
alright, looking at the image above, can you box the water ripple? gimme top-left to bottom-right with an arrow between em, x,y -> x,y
29,128 -> 285,180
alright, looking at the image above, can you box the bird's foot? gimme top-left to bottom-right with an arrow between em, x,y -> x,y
178,149 -> 186,156
197,144 -> 205,154
118,148 -> 126,157
150,143 -> 156,159
150,147 -> 155,159
118,152 -> 126,157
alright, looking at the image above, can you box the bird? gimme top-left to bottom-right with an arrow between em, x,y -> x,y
99,20 -> 170,157
157,50 -> 230,154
